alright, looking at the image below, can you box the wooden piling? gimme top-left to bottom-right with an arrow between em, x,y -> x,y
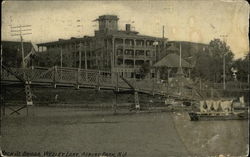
53,66 -> 57,88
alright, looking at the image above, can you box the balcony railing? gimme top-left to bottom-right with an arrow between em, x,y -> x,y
115,44 -> 155,49
117,54 -> 154,59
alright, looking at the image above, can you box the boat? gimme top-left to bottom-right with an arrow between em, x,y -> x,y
189,111 -> 248,121
189,98 -> 249,121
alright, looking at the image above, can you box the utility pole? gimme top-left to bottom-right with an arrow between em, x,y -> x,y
176,43 -> 184,76
84,42 -> 87,70
76,19 -> 84,37
79,42 -> 82,69
10,25 -> 32,68
248,53 -> 250,84
60,46 -> 63,80
177,43 -> 184,95
223,54 -> 226,90
60,46 -> 63,68
162,25 -> 166,53
153,41 -> 158,63
179,43 -> 182,68
220,34 -> 228,90
0,44 -> 2,136
162,25 -> 165,39
0,44 -> 2,82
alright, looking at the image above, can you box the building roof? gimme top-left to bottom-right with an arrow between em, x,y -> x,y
38,31 -> 166,47
167,41 -> 208,54
169,40 -> 208,47
94,15 -> 119,21
153,53 -> 192,68
37,36 -> 93,46
166,44 -> 179,52
108,30 -> 165,41
38,14 -> 167,47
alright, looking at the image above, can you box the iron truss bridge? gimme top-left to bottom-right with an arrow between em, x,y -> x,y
1,65 -> 200,115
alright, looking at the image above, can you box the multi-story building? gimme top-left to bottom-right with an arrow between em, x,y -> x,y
37,15 -> 167,79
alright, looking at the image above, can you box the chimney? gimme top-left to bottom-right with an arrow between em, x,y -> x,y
126,24 -> 131,31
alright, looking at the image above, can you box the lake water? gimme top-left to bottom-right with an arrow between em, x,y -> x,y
1,106 -> 248,157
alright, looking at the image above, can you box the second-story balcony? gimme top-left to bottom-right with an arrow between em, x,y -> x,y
115,44 -> 156,49
116,64 -> 142,69
117,54 -> 155,59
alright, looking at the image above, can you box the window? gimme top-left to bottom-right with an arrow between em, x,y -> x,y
151,73 -> 155,78
131,50 -> 135,55
125,50 -> 133,55
139,50 -> 144,55
152,51 -> 155,56
135,60 -> 144,65
125,50 -> 129,55
135,50 -> 139,56
117,58 -> 123,65
116,49 -> 122,55
135,74 -> 141,79
131,72 -> 134,78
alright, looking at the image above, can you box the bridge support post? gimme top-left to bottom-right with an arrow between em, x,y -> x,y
1,87 -> 6,116
53,66 -> 57,88
210,87 -> 214,98
113,92 -> 118,114
152,78 -> 155,96
25,82 -> 33,116
116,72 -> 119,92
113,72 -> 120,114
134,91 -> 140,111
97,70 -> 100,91
30,66 -> 33,79
85,70 -> 88,82
111,71 -> 116,85
75,68 -> 80,90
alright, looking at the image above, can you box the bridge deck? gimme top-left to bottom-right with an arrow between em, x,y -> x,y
1,66 -> 209,101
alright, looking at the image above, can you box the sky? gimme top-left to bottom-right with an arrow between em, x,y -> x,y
1,0 -> 249,58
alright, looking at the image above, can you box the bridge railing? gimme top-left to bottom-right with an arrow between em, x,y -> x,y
1,66 -> 115,88
1,65 -> 209,100
31,67 -> 54,82
1,66 -> 188,95
1,67 -> 31,81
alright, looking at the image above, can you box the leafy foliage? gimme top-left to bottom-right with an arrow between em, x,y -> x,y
2,41 -> 33,67
34,48 -> 73,67
139,62 -> 151,79
193,39 -> 234,82
232,52 -> 249,82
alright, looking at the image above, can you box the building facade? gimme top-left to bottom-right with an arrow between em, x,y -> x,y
37,15 -> 167,79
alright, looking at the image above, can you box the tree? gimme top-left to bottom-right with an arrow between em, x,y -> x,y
193,38 -> 234,82
139,62 -> 151,79
192,49 -> 213,80
34,48 -> 73,67
232,52 -> 249,82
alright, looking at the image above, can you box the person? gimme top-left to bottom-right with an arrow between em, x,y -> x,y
239,96 -> 245,106
54,94 -> 58,103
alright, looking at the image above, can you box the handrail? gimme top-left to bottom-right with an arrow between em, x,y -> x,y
1,64 -> 26,83
2,65 -> 249,102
